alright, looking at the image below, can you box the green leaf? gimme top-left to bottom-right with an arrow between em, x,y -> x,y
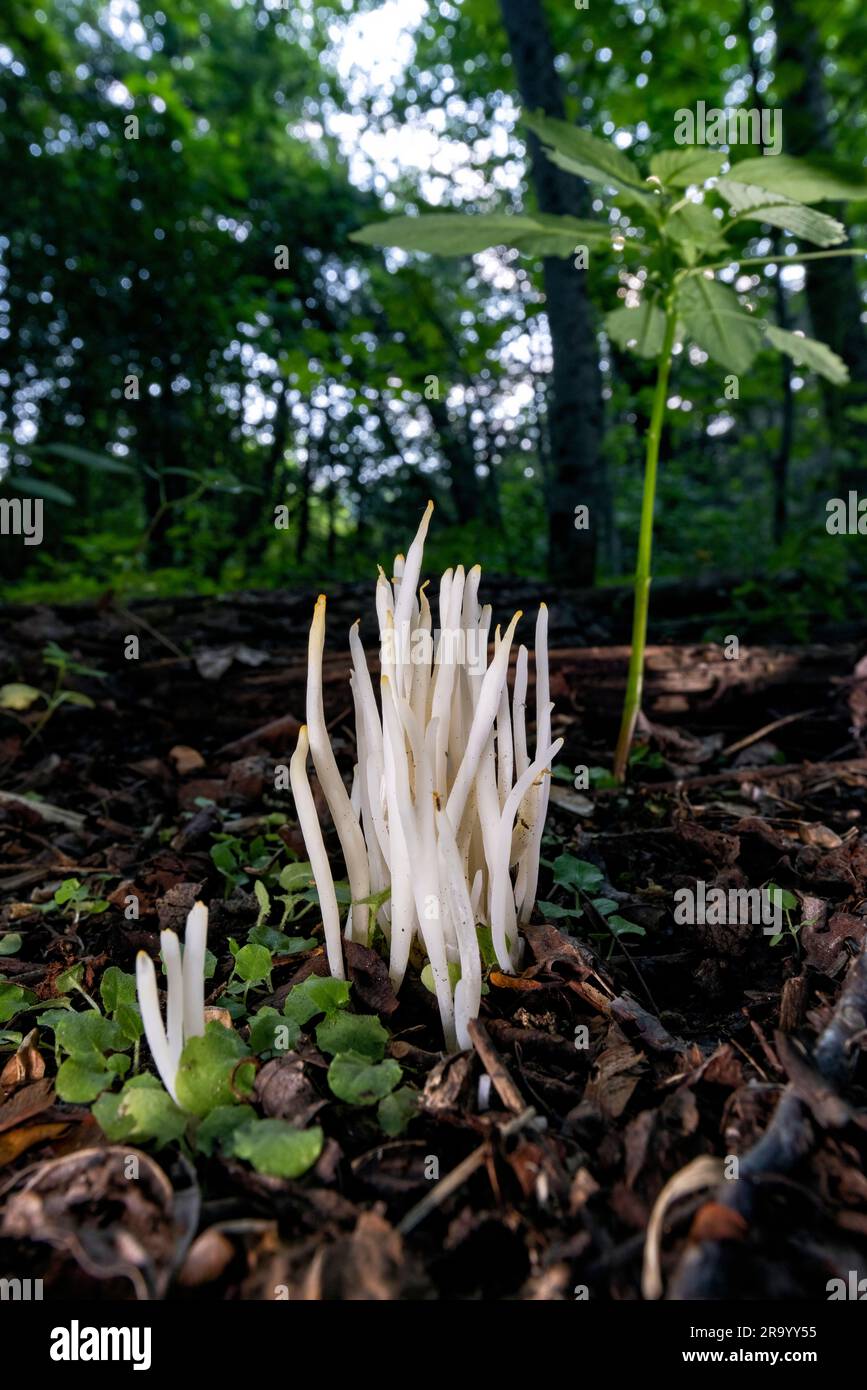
232,943 -> 272,984
606,915 -> 646,939
315,1012 -> 388,1061
552,854 -> 604,892
650,148 -> 724,188
100,966 -> 137,1014
523,111 -> 650,207
175,1023 -> 254,1116
353,213 -> 555,255
421,960 -> 462,994
731,201 -> 845,247
55,1011 -> 126,1060
8,475 -> 75,505
351,212 -> 613,259
115,1001 -> 143,1043
327,1052 -> 402,1107
728,154 -> 867,204
714,180 -> 796,213
56,1056 -> 114,1102
29,1005 -> 73,1033
282,975 -> 351,1031
194,1102 -> 256,1156
253,878 -> 270,927
604,301 -> 667,359
54,879 -> 84,906
764,325 -> 849,385
0,683 -> 43,711
249,1006 -> 291,1054
590,897 -> 619,916
93,1074 -> 188,1146
767,882 -> 799,911
676,276 -> 763,373
0,934 -> 22,956
55,690 -> 95,710
538,900 -> 582,921
665,202 -> 730,256
278,861 -> 315,892
378,1087 -> 418,1137
249,924 -> 314,954
231,1118 -> 323,1178
43,443 -> 135,475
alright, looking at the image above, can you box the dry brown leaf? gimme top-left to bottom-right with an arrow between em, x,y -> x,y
0,1120 -> 70,1167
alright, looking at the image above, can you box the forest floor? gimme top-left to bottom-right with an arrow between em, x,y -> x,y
1,583 -> 866,1301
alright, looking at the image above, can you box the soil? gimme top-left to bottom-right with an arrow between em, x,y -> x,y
1,585 -> 866,1301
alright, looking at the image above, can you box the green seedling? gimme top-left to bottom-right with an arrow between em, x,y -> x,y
38,877 -> 111,930
353,117 -> 867,781
0,642 -> 105,744
538,852 -> 645,958
766,882 -> 806,952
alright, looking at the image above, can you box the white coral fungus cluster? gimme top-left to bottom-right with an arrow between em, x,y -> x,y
289,503 -> 562,1051
135,901 -> 209,1103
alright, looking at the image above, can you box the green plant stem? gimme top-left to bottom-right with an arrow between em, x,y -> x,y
613,300 -> 679,782
695,247 -> 867,273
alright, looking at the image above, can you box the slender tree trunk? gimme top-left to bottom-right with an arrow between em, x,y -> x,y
498,0 -> 605,586
743,0 -> 794,543
425,393 -> 481,521
773,0 -> 867,449
296,439 -> 313,566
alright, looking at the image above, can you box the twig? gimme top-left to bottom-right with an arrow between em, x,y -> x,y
397,1106 -> 536,1236
467,1019 -> 526,1115
720,709 -> 817,758
0,791 -> 85,830
598,756 -> 867,797
112,601 -> 185,660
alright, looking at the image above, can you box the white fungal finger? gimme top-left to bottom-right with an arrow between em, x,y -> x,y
289,726 -> 345,979
136,951 -> 179,1103
306,595 -> 370,944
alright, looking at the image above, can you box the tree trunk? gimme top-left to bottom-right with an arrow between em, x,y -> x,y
743,0 -> 794,543
497,0 -> 605,585
773,0 -> 867,448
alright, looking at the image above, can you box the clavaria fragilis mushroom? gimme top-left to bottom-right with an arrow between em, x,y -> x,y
135,900 -> 209,1104
291,503 -> 562,1051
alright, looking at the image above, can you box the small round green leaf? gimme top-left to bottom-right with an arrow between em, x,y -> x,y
56,1056 -> 114,1102
231,1117 -> 323,1178
327,1051 -> 402,1106
315,1012 -> 388,1060
175,1023 -> 254,1116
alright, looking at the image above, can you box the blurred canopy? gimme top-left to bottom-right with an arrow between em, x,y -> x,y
0,0 -> 866,627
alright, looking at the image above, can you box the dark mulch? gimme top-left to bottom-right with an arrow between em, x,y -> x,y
1,589 -> 866,1300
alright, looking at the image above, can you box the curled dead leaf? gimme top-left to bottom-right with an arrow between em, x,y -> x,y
0,1028 -> 45,1090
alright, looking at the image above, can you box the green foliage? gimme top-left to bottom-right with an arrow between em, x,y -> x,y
377,1087 -> 418,1137
94,1075 -> 188,1147
315,1011 -> 389,1061
230,1118 -> 324,1179
539,854 -> 644,953
194,1104 -> 257,1157
327,1052 -> 402,1107
174,1024 -> 255,1117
